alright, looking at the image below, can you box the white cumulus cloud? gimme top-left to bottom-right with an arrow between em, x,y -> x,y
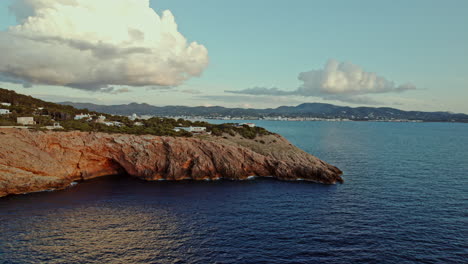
227,59 -> 416,104
297,59 -> 416,96
0,0 -> 209,90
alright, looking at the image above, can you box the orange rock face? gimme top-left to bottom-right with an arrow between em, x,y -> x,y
0,129 -> 343,197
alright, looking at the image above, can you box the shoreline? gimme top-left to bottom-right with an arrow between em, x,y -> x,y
0,129 -> 343,198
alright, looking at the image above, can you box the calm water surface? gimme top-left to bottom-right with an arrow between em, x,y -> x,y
1,121 -> 467,263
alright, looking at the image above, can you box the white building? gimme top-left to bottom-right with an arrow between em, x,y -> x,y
17,117 -> 35,125
74,113 -> 91,120
174,126 -> 207,133
134,122 -> 144,126
103,121 -> 123,127
0,109 -> 10,115
191,127 -> 207,133
0,102 -> 11,107
240,123 -> 256,128
45,123 -> 63,130
96,115 -> 106,123
128,113 -> 139,121
140,115 -> 153,120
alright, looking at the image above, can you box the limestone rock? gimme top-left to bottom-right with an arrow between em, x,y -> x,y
0,129 -> 343,197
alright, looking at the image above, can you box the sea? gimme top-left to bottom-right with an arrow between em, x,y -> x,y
0,121 -> 467,264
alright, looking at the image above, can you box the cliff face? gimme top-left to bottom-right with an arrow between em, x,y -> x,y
0,129 -> 343,197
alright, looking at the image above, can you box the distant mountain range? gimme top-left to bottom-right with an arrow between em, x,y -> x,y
60,102 -> 468,122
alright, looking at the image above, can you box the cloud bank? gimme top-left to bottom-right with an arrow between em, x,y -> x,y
228,59 -> 416,104
0,0 -> 209,90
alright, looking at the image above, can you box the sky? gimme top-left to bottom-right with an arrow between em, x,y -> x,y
0,0 -> 467,113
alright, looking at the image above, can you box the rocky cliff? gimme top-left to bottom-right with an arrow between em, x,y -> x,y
0,129 -> 343,197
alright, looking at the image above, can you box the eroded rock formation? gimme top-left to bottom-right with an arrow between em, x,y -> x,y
0,129 -> 343,197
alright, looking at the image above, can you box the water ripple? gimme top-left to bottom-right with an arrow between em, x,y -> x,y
1,121 -> 467,263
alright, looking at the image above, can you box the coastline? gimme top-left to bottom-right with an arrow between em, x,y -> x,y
0,129 -> 343,198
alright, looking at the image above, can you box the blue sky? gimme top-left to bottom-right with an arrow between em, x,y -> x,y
0,0 -> 467,113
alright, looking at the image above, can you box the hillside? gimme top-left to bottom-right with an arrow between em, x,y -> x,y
62,101 -> 468,122
0,88 -> 271,138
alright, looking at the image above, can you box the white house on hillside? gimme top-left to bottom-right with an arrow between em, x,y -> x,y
17,117 -> 35,125
0,109 -> 10,115
96,115 -> 106,123
0,102 -> 11,107
129,113 -> 139,121
174,126 -> 207,133
103,121 -> 123,127
74,113 -> 91,120
240,123 -> 256,128
45,123 -> 64,130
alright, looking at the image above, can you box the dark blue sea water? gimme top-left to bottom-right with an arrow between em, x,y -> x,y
1,121 -> 467,264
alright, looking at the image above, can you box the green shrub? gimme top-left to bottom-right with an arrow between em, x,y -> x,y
0,88 -> 274,139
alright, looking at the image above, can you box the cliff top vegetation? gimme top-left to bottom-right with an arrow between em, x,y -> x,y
0,88 -> 271,139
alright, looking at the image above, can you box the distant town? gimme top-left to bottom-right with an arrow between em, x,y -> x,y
162,115 -> 424,123
62,102 -> 468,123
2,87 -> 468,131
